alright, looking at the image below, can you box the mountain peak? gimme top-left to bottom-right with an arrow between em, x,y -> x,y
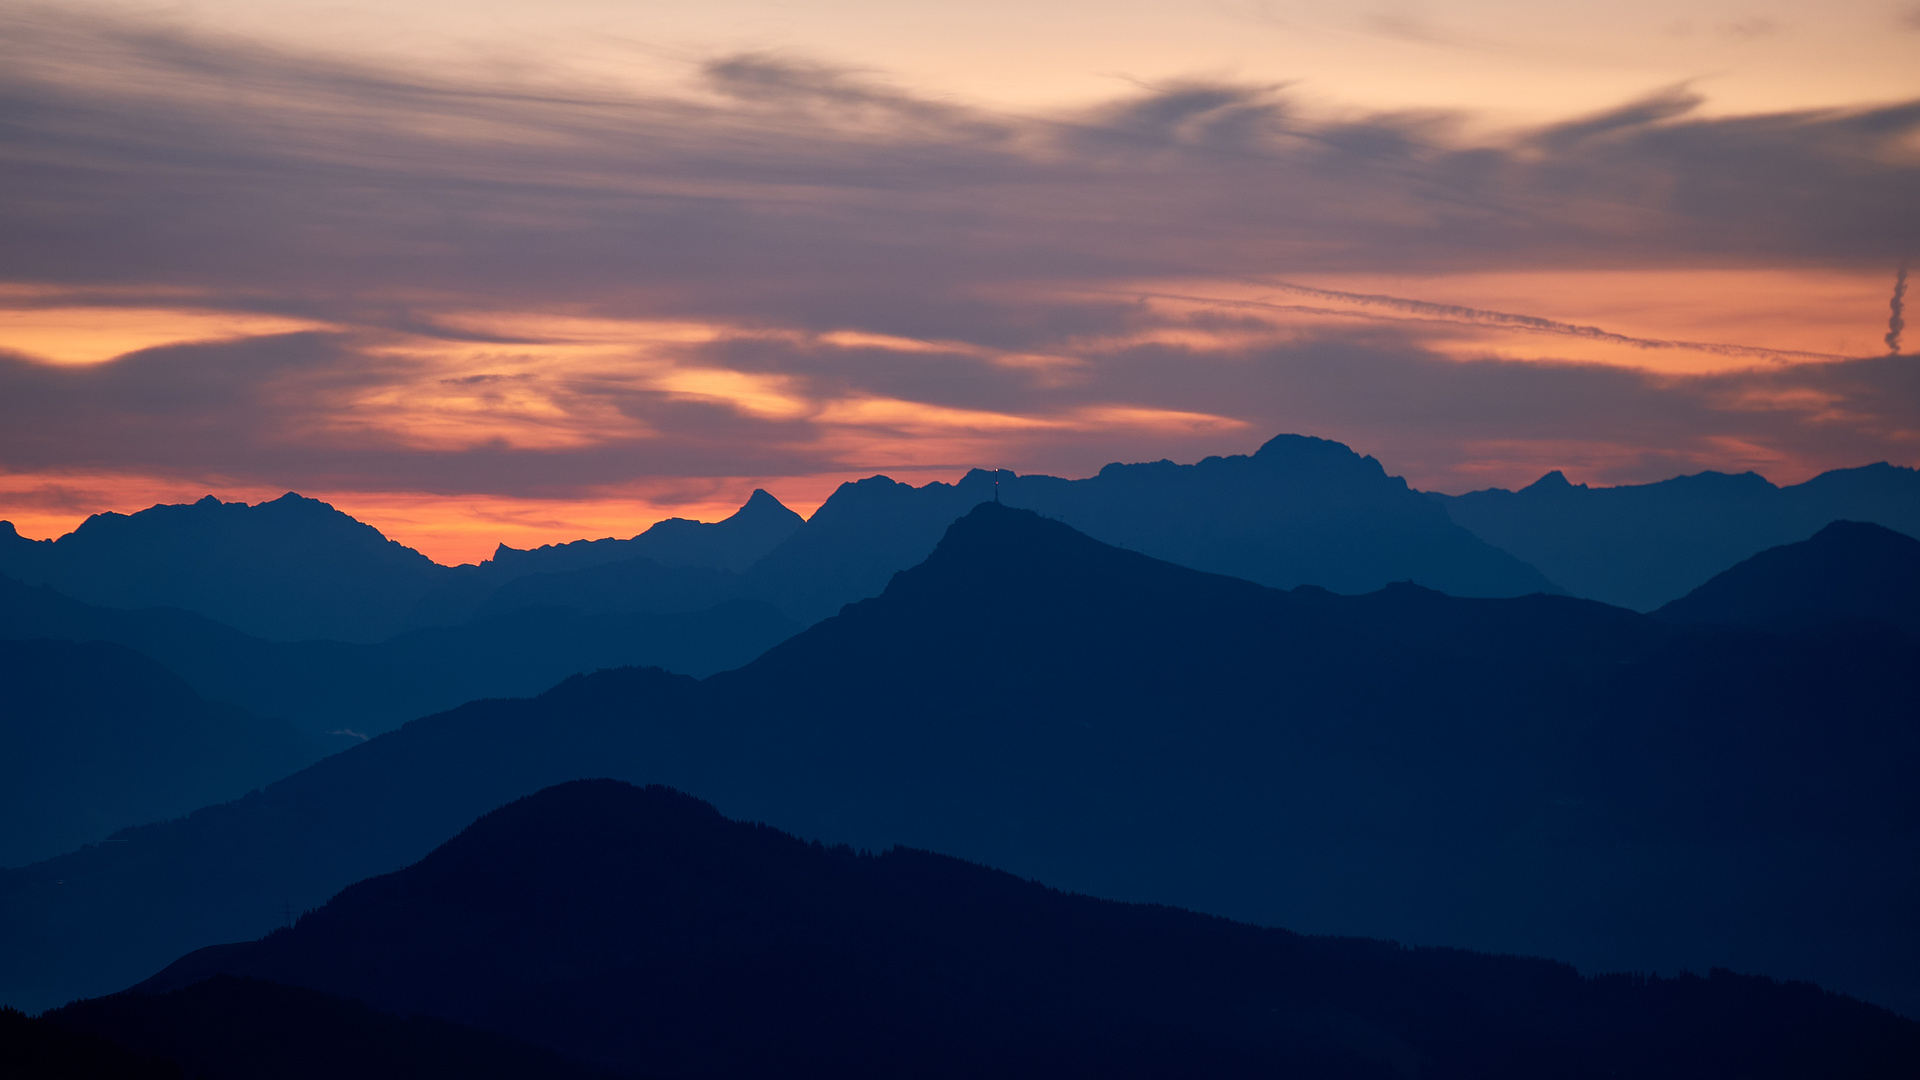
1519,470 -> 1586,493
727,488 -> 801,529
1254,432 -> 1355,459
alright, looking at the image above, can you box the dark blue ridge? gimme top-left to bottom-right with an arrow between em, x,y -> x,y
128,778 -> 1920,1080
3,502 -> 1915,1030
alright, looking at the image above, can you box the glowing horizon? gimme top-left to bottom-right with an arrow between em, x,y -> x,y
1,1 -> 1915,559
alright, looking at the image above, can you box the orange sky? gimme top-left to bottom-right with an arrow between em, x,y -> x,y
1,3 -> 1914,562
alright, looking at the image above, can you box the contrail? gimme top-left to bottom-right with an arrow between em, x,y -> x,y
1888,264 -> 1909,356
1114,280 -> 1854,365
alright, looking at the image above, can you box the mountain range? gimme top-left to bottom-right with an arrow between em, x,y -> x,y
1435,462 -> 1920,610
0,489 -> 805,643
736,434 -> 1559,625
100,779 -> 1917,1079
7,437 -> 1915,647
5,502 -> 1913,1020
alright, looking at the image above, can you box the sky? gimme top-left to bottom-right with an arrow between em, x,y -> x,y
0,0 -> 1916,563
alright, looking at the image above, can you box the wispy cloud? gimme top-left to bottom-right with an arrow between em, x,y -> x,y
0,5 -> 1916,552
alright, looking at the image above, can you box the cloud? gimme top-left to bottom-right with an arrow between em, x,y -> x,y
3,9 -> 1915,310
0,4 -> 1915,532
2,315 -> 1912,503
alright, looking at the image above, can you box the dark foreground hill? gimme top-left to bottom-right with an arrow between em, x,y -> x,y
0,573 -> 796,738
3,505 -> 1913,1019
743,434 -> 1554,624
138,781 -> 1920,1080
1654,520 -> 1920,638
32,976 -> 628,1080
2,1004 -> 178,1080
1434,462 -> 1920,610
0,639 -> 323,868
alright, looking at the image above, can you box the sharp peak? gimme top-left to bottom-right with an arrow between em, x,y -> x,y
1520,470 -> 1585,492
186,491 -> 325,509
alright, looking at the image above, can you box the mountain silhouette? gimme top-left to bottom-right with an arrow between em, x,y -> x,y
406,490 -> 802,627
3,505 -> 1913,1019
0,489 -> 805,643
0,440 -> 1550,642
743,434 -> 1556,624
0,494 -> 446,642
136,780 -> 1920,1079
37,975 -> 631,1080
1652,520 -> 1920,638
0,571 -> 796,739
0,639 -> 323,867
489,488 -> 802,576
2,1003 -> 179,1079
1434,462 -> 1920,610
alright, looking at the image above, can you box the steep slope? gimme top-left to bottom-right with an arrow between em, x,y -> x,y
39,976 -> 628,1080
743,433 -> 1555,625
1653,521 -> 1920,638
3,506 -> 1912,1019
0,573 -> 796,738
140,781 -> 1920,1080
0,494 -> 447,643
0,639 -> 323,867
1435,462 -> 1920,611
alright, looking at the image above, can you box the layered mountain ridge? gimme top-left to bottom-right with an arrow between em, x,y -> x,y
126,779 -> 1920,1079
5,503 -> 1912,1020
1436,462 -> 1920,610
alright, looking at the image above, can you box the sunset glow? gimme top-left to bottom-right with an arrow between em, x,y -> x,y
1,0 -> 1915,557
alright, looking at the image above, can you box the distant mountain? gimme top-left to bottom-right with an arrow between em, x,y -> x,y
38,976 -> 629,1080
490,489 -> 803,576
5,505 -> 1911,1018
135,780 -> 1920,1079
744,434 -> 1556,624
0,494 -> 446,642
408,490 -> 803,627
0,639 -> 323,868
1433,462 -> 1920,611
1653,521 -> 1920,638
0,572 -> 797,739
0,489 -> 804,643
